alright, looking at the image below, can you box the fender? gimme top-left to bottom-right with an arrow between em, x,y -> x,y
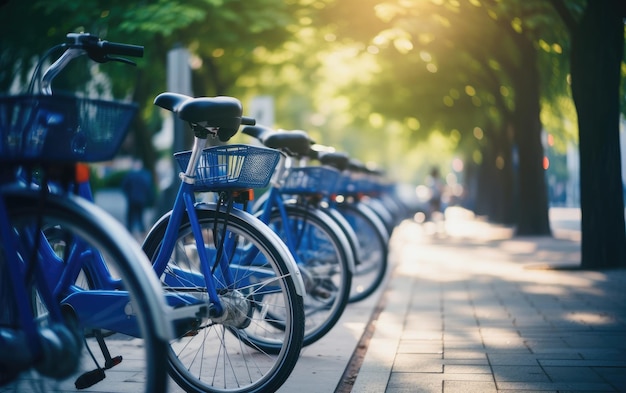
355,201 -> 390,241
318,205 -> 361,269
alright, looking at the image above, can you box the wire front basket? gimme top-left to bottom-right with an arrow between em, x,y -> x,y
174,144 -> 281,191
281,166 -> 341,195
335,172 -> 381,196
0,94 -> 137,163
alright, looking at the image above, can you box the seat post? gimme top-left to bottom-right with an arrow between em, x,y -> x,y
181,126 -> 213,183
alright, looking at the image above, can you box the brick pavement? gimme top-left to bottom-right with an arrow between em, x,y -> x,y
351,209 -> 626,393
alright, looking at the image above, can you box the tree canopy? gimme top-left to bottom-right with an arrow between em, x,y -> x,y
3,0 -> 625,251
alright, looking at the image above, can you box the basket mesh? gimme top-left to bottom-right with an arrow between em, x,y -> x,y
281,166 -> 340,195
335,173 -> 380,195
335,173 -> 359,194
174,144 -> 281,191
0,94 -> 137,163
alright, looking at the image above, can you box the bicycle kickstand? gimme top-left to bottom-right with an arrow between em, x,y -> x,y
74,329 -> 123,389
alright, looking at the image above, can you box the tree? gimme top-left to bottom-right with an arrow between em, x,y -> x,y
1,0 -> 306,166
552,0 -> 626,269
314,0 -> 560,234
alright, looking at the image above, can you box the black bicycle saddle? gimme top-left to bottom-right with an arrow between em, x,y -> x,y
316,150 -> 350,171
154,93 -> 245,141
153,92 -> 192,112
242,125 -> 312,156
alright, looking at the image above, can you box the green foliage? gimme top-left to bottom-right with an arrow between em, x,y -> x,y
0,0 -> 306,162
3,0 -> 620,188
304,0 -> 586,182
118,1 -> 211,36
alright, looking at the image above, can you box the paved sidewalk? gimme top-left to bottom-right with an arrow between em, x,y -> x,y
351,208 -> 626,393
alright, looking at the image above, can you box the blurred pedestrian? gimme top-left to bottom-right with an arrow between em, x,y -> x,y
122,159 -> 153,235
426,166 -> 444,221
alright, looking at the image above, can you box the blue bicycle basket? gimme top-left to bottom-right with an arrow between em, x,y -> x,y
281,166 -> 341,195
0,94 -> 137,163
174,144 -> 281,191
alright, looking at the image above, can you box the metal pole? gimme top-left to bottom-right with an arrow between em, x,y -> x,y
155,44 -> 192,217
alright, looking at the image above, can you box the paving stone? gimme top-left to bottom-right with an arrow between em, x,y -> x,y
443,351 -> 488,361
397,339 -> 443,354
491,365 -> 550,382
392,353 -> 443,373
444,364 -> 492,374
443,380 -> 497,393
495,381 -> 616,391
542,366 -> 606,383
539,359 -> 626,367
487,353 -> 541,366
386,372 -> 443,392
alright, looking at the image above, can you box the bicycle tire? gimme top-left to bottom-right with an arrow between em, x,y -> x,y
142,206 -> 305,393
361,197 -> 396,236
320,205 -> 362,275
0,189 -> 169,393
265,204 -> 353,347
336,202 -> 390,303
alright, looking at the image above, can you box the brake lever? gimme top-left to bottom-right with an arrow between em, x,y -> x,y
86,50 -> 136,65
107,56 -> 137,66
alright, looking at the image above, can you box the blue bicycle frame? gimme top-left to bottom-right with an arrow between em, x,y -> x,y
252,170 -> 356,275
0,195 -> 55,364
63,138 -> 302,327
146,137 -> 305,316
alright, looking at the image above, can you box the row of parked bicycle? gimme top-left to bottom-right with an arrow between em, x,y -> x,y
0,33 -> 413,393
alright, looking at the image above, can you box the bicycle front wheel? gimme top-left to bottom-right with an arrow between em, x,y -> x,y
266,204 -> 353,347
0,189 -> 169,393
142,206 -> 305,393
336,202 -> 390,303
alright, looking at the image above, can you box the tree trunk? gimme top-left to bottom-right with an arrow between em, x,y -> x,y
570,1 -> 626,269
511,35 -> 551,236
491,125 -> 516,224
130,70 -> 157,171
474,145 -> 495,218
475,126 -> 516,224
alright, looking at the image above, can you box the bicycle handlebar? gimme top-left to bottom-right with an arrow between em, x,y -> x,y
241,117 -> 256,126
98,41 -> 144,58
66,33 -> 144,63
40,33 -> 143,95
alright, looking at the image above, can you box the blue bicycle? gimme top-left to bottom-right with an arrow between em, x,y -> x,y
240,125 -> 356,346
0,33 -> 171,392
304,147 -> 391,302
140,92 -> 306,393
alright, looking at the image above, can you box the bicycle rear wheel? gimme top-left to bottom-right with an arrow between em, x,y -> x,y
0,189 -> 169,393
142,206 -> 305,393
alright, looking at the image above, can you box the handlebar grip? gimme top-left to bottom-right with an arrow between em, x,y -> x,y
100,41 -> 144,58
241,116 -> 256,126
